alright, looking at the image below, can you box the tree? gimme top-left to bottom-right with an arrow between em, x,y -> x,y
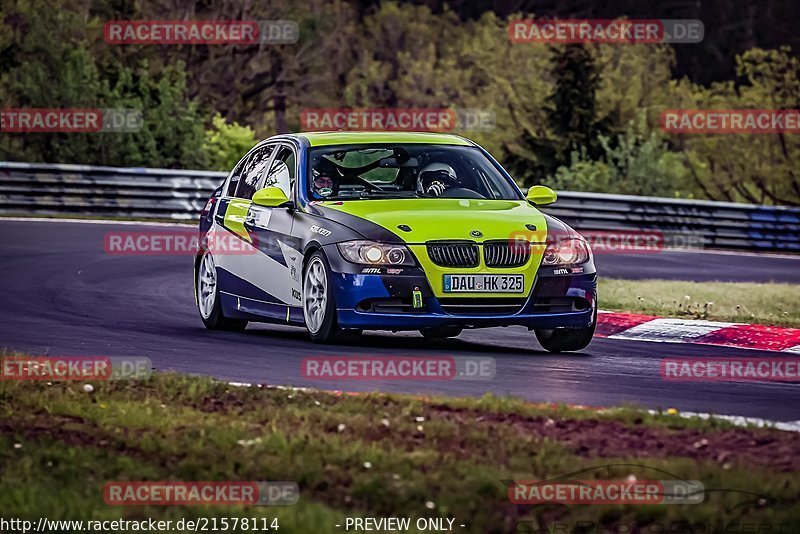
549,113 -> 692,198
203,114 -> 257,171
0,0 -> 209,168
546,44 -> 610,166
504,43 -> 610,185
665,47 -> 800,205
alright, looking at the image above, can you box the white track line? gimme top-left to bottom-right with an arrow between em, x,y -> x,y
608,318 -> 738,343
645,409 -> 800,433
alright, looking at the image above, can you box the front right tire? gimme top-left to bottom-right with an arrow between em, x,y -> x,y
420,326 -> 463,339
534,309 -> 596,353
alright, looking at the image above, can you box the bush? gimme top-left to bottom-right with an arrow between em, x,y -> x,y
548,119 -> 692,197
202,115 -> 257,171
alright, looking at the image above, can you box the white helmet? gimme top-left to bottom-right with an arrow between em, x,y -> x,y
417,162 -> 457,196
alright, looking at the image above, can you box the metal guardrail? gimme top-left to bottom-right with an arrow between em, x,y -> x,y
544,191 -> 799,252
1,161 -> 798,252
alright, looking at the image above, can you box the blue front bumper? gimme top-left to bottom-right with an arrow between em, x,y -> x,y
331,270 -> 597,331
337,308 -> 595,330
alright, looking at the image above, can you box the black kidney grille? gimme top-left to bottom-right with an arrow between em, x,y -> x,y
484,240 -> 531,267
426,242 -> 479,268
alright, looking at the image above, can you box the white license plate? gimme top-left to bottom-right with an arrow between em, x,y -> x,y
443,274 -> 524,293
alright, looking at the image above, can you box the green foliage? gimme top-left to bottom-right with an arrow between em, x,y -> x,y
549,116 -> 692,197
344,2 -> 462,108
594,44 -> 675,131
505,43 -> 613,186
0,0 -> 798,205
665,46 -> 800,205
736,46 -> 800,107
0,0 -> 208,168
202,114 -> 257,171
97,61 -> 209,169
546,44 -> 610,162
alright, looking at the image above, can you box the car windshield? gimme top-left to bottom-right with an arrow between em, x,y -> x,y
306,144 -> 521,201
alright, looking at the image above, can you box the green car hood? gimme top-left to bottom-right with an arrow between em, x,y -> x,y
320,198 -> 547,244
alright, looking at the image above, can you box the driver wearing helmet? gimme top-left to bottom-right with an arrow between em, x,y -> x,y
417,162 -> 458,197
311,158 -> 340,199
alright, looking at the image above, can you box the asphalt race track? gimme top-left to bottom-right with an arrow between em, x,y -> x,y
1,219 -> 799,422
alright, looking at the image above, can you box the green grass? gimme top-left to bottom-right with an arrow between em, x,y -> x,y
1,372 -> 798,533
600,279 -> 800,327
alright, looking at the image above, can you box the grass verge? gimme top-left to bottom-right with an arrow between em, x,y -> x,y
1,372 -> 798,533
600,279 -> 800,327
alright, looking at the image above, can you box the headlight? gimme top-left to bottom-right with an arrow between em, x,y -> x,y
541,238 -> 591,266
337,241 -> 416,266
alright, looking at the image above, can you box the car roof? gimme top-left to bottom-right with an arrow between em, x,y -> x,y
294,131 -> 475,147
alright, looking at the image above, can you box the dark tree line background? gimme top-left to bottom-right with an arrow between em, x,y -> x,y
1,0 -> 798,205
379,0 -> 798,85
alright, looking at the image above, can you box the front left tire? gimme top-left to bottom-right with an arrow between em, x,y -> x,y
196,250 -> 248,331
303,251 -> 340,343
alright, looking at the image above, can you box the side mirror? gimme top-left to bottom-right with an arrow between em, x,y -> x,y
526,185 -> 557,206
252,187 -> 290,208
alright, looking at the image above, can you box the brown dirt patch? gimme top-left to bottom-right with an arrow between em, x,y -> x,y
428,405 -> 800,472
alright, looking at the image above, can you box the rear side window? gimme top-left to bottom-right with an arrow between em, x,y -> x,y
225,154 -> 251,197
262,146 -> 296,198
235,145 -> 275,200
